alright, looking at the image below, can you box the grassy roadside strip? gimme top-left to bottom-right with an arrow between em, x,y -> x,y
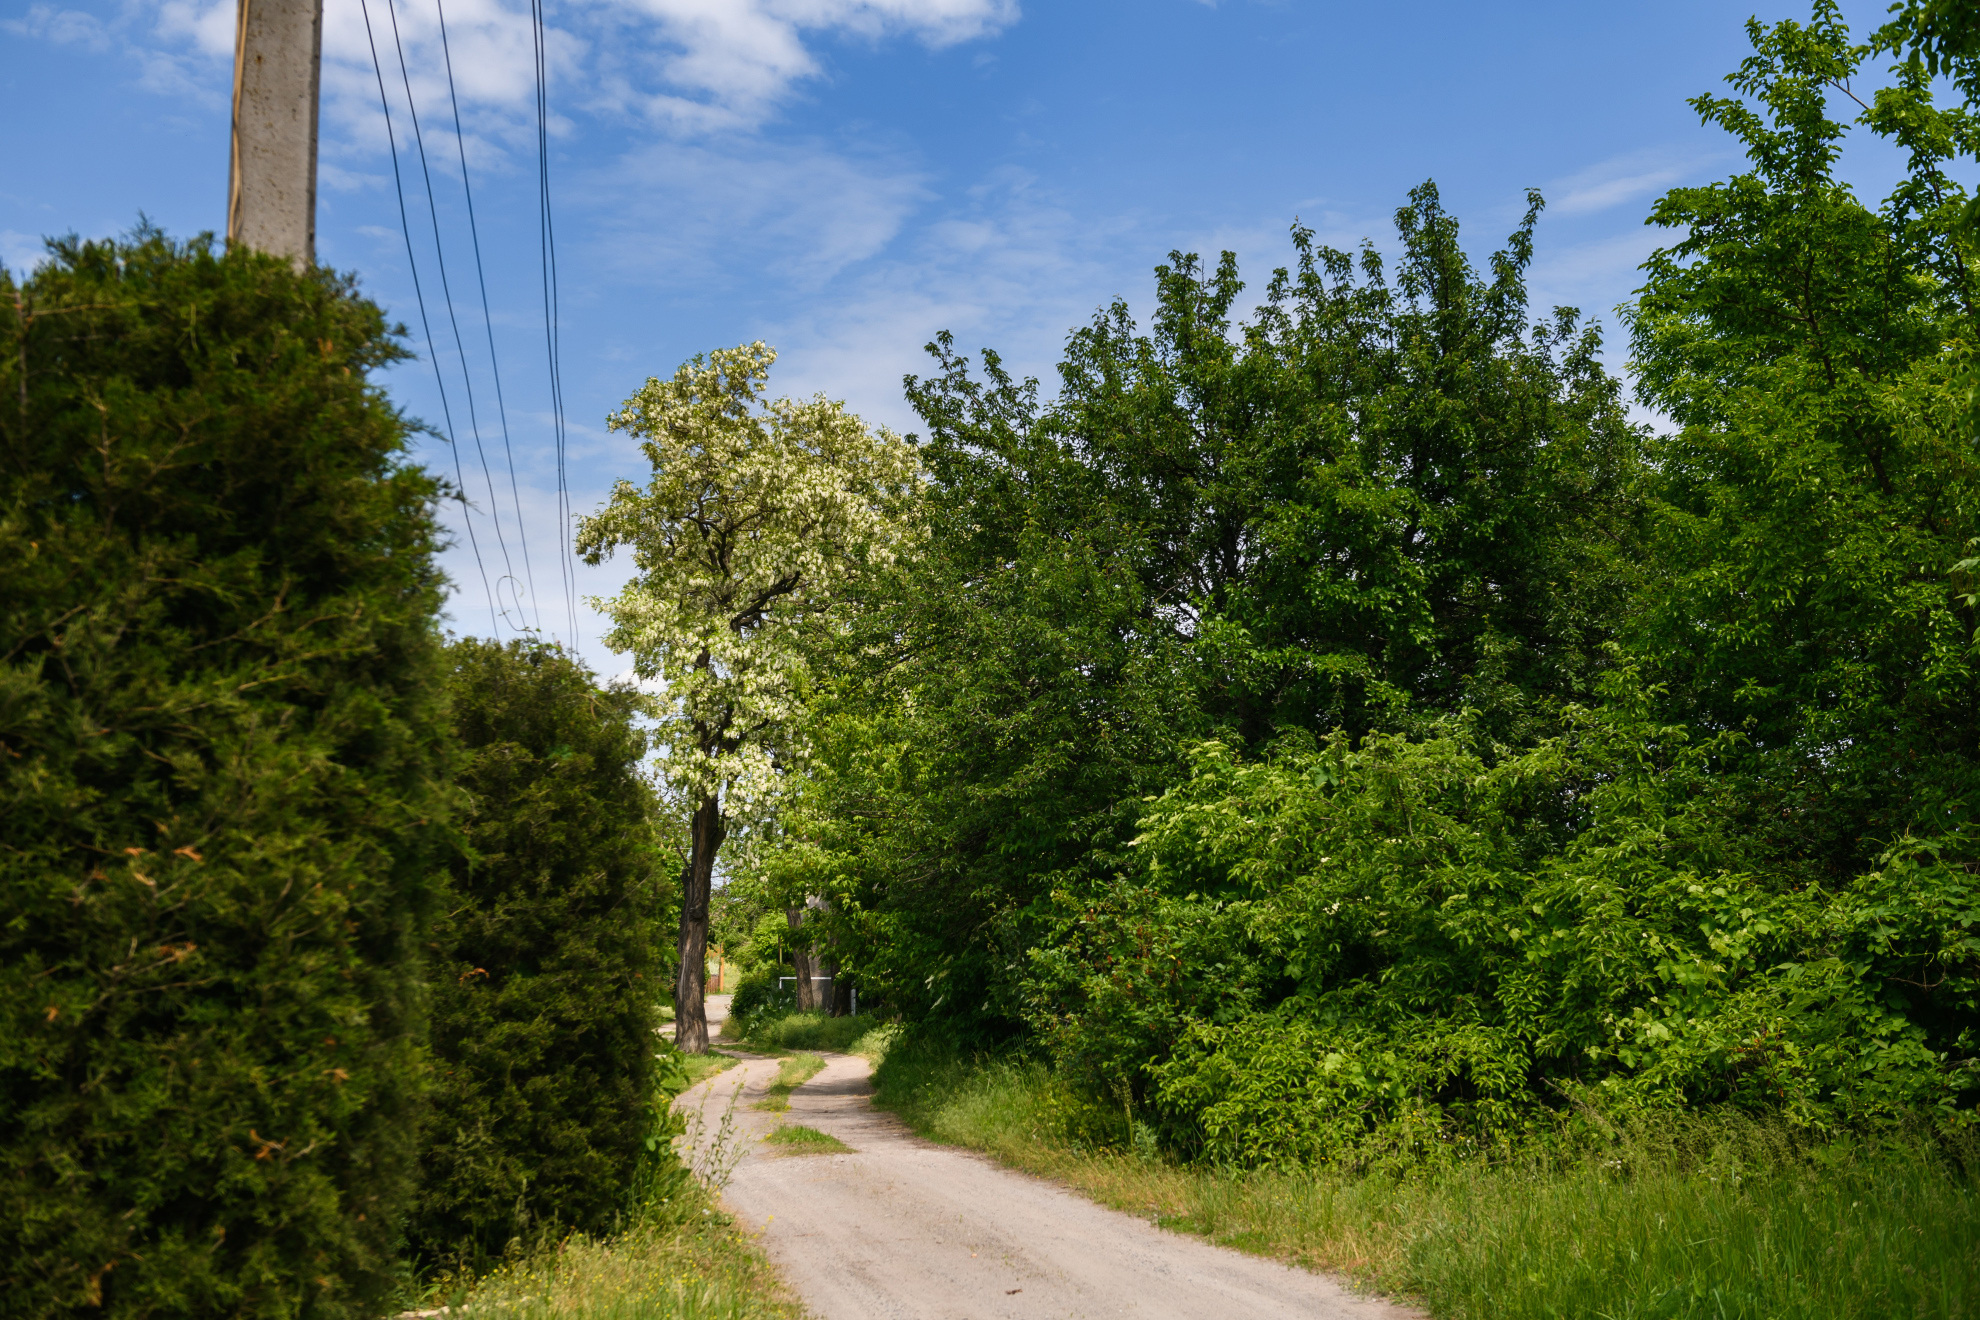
870,1036 -> 1980,1320
406,1050 -> 799,1319
419,1178 -> 804,1320
681,1050 -> 743,1087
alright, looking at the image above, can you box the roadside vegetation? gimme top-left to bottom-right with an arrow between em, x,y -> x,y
726,1007 -> 896,1058
418,1177 -> 800,1320
680,1052 -> 744,1088
874,1036 -> 1980,1320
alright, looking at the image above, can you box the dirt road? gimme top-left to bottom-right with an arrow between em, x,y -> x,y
677,1050 -> 1421,1320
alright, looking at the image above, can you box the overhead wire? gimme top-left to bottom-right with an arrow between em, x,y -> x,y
433,0 -> 542,635
381,0 -> 523,633
357,0 -> 500,635
530,0 -> 580,647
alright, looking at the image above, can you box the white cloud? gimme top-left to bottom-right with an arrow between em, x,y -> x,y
730,166 -> 1146,431
2,4 -> 114,50
1,229 -> 53,275
1528,228 -> 1667,319
16,0 -> 1017,152
154,0 -> 232,55
1547,147 -> 1721,217
579,136 -> 931,290
621,0 -> 1013,117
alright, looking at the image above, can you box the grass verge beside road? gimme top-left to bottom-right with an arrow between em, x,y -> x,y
416,1179 -> 800,1320
872,1036 -> 1980,1320
412,1050 -> 795,1319
681,1050 -> 742,1087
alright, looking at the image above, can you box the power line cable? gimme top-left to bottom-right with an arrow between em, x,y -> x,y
530,0 -> 580,647
434,0 -> 541,635
382,0 -> 521,632
538,0 -> 577,649
358,0 -> 499,634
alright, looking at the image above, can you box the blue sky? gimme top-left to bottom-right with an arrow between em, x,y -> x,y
2,0 -> 1912,673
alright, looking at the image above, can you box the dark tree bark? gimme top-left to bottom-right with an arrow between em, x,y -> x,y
829,968 -> 853,1017
675,792 -> 725,1053
787,906 -> 819,1010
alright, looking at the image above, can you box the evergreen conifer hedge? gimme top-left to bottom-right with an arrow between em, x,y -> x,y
409,640 -> 667,1269
0,233 -> 452,1318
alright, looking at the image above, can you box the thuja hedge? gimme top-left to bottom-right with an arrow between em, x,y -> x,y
408,639 -> 669,1270
0,233 -> 452,1318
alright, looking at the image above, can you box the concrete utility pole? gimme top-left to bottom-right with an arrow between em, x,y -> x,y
229,0 -> 323,266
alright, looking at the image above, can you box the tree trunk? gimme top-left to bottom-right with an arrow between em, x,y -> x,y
787,906 -> 818,1011
675,792 -> 724,1053
830,967 -> 853,1017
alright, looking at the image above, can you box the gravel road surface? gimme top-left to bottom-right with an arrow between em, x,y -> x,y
676,1047 -> 1421,1320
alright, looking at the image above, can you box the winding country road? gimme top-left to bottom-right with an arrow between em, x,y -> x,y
676,1018 -> 1421,1320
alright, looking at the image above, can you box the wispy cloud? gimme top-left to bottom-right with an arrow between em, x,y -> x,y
15,0 -> 1019,152
3,4 -> 114,50
1,229 -> 54,275
627,0 -> 1015,126
579,135 -> 932,294
1547,146 -> 1721,217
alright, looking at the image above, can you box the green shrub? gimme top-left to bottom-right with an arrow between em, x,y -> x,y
1035,690 -> 1979,1165
0,232 -> 451,1317
738,1010 -> 889,1056
725,973 -> 794,1034
407,640 -> 667,1270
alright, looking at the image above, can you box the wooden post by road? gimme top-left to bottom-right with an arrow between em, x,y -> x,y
229,0 -> 322,266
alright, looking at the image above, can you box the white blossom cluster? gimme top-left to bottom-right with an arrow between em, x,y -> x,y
578,342 -> 922,821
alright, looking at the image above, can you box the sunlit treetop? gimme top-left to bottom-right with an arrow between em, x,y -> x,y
577,341 -> 923,819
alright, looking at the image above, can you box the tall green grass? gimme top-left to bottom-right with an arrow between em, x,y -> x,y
431,1197 -> 799,1320
727,1008 -> 896,1057
872,1037 -> 1980,1320
413,1076 -> 797,1319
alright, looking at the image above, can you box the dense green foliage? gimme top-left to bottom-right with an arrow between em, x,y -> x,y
776,3 -> 1980,1165
1054,698 -> 1975,1166
791,179 -> 1642,1038
409,640 -> 670,1270
0,233 -> 451,1317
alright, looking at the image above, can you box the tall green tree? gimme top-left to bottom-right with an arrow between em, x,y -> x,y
1629,3 -> 1980,880
578,343 -> 920,1051
823,187 -> 1644,1036
0,233 -> 451,1318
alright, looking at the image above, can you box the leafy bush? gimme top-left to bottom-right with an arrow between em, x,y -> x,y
725,973 -> 794,1034
738,1011 -> 891,1055
1031,688 -> 1978,1166
0,232 -> 451,1317
407,640 -> 668,1269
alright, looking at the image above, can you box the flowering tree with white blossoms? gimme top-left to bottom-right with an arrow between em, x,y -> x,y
577,343 -> 921,1052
